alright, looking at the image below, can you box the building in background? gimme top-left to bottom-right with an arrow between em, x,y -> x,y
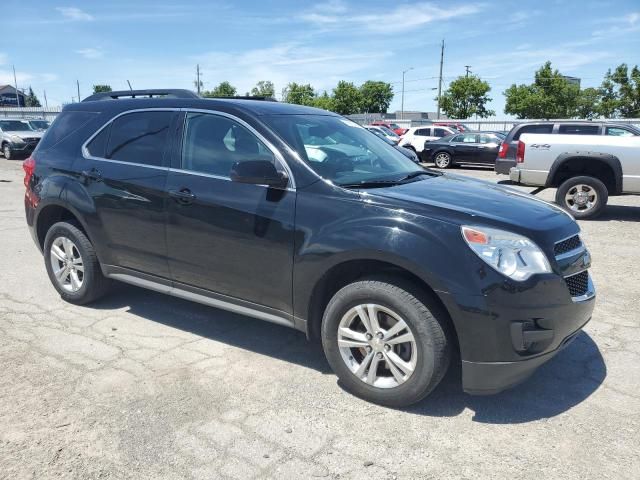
0,85 -> 26,107
561,76 -> 581,88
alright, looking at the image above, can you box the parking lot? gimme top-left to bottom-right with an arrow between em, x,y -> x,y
0,157 -> 639,479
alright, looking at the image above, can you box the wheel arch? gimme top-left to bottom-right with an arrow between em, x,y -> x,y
546,153 -> 623,195
35,201 -> 91,250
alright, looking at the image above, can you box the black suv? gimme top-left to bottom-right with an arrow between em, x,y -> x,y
24,90 -> 595,406
495,120 -> 640,175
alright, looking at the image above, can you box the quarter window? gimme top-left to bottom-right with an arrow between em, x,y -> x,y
181,113 -> 275,177
101,111 -> 173,166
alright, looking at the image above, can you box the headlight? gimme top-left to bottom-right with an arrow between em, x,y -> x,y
10,135 -> 25,144
461,226 -> 551,281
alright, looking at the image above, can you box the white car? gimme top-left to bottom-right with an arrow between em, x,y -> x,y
511,133 -> 640,218
399,126 -> 457,152
365,125 -> 400,143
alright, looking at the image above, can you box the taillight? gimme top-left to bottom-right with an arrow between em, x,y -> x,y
23,156 -> 35,188
516,141 -> 525,163
497,142 -> 509,158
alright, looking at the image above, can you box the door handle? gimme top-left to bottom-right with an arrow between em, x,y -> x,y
169,188 -> 196,205
81,168 -> 102,182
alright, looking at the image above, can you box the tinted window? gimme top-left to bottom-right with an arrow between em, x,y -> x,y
86,123 -> 111,158
513,124 -> 553,140
606,127 -> 634,137
558,124 -> 600,135
414,128 -> 431,136
106,111 -> 173,166
37,111 -> 98,151
434,128 -> 449,137
182,113 -> 274,177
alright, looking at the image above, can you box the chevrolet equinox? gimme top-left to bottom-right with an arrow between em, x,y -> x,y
24,89 -> 595,407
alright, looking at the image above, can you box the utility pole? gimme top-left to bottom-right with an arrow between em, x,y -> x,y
196,64 -> 202,95
436,40 -> 445,120
76,80 -> 81,102
465,65 -> 472,78
401,67 -> 413,120
12,65 -> 20,107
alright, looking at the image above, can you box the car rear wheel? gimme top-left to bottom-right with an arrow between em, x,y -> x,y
2,144 -> 12,160
44,221 -> 111,304
555,176 -> 608,219
433,152 -> 452,169
321,278 -> 451,407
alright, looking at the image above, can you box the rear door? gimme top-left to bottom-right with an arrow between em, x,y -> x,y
477,133 -> 501,164
449,133 -> 478,162
81,109 -> 177,278
164,110 -> 296,314
412,127 -> 434,151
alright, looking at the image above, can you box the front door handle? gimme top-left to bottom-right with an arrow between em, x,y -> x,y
81,168 -> 102,182
169,188 -> 196,205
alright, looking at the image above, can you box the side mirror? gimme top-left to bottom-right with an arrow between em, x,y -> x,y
230,160 -> 289,189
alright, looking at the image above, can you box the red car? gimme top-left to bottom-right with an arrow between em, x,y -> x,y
370,121 -> 407,136
433,122 -> 473,132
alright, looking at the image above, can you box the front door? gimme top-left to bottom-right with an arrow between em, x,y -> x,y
164,111 -> 296,314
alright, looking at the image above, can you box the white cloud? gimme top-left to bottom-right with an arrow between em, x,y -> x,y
56,7 -> 94,21
300,2 -> 481,33
0,53 -> 7,65
76,48 -> 103,59
628,12 -> 640,24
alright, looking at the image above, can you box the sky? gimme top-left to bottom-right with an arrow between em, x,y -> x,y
1,0 -> 639,116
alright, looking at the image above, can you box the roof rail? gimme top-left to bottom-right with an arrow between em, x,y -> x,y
82,89 -> 200,102
203,95 -> 277,101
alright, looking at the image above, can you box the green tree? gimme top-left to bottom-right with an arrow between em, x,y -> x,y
332,81 -> 361,115
575,87 -> 601,119
439,75 -> 494,119
312,91 -> 335,111
359,80 -> 393,113
282,82 -> 315,106
504,62 -> 581,119
202,81 -> 237,97
92,85 -> 112,94
25,87 -> 41,107
598,64 -> 640,118
250,80 -> 275,98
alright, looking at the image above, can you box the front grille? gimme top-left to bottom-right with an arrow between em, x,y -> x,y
565,270 -> 589,297
554,235 -> 582,256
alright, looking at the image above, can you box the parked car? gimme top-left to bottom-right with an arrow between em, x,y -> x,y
398,126 -> 457,153
365,127 -> 420,163
365,125 -> 400,144
511,133 -> 640,218
370,120 -> 407,136
421,132 -> 504,168
433,122 -> 473,132
0,119 -> 44,160
495,121 -> 640,175
27,119 -> 51,131
25,89 -> 594,407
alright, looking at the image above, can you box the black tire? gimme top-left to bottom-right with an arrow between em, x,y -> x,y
433,151 -> 452,169
321,278 -> 451,407
3,144 -> 12,160
555,175 -> 608,219
43,221 -> 111,304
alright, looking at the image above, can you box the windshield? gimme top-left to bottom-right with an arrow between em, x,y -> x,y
0,120 -> 32,131
29,120 -> 49,130
267,115 -> 419,186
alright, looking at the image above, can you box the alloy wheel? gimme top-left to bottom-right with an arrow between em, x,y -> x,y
337,303 -> 417,389
49,236 -> 84,292
434,153 -> 450,168
565,184 -> 598,213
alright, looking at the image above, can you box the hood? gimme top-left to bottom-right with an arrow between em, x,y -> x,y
5,130 -> 44,139
365,172 -> 574,234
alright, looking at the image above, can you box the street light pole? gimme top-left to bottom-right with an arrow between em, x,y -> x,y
401,67 -> 413,120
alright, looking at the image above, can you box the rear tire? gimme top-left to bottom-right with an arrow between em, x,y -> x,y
44,221 -> 111,305
555,176 -> 608,219
3,144 -> 12,160
321,278 -> 451,407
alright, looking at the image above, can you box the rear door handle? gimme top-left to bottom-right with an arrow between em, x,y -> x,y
169,188 -> 196,205
81,168 -> 102,182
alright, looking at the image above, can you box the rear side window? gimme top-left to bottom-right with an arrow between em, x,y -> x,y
606,127 -> 634,137
37,111 -> 98,151
104,111 -> 173,166
513,124 -> 553,140
434,128 -> 449,137
414,128 -> 430,136
558,124 -> 600,135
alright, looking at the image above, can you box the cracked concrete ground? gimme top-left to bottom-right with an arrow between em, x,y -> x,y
0,158 -> 639,479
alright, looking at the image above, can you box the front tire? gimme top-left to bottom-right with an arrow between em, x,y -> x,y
3,144 -> 12,160
44,221 -> 111,304
433,151 -> 452,169
555,176 -> 608,219
321,279 -> 451,407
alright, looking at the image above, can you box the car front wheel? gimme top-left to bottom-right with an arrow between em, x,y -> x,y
321,278 -> 451,407
2,144 -> 12,160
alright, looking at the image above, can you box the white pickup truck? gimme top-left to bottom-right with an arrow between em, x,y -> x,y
509,133 -> 640,218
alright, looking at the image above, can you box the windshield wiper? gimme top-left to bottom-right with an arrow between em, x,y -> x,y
339,179 -> 405,189
396,170 -> 436,182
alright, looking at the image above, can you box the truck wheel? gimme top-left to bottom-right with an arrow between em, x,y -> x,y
556,176 -> 608,219
321,278 -> 451,407
44,221 -> 111,304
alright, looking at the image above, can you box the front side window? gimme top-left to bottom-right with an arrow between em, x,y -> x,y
181,112 -> 275,177
558,124 -> 600,135
267,114 -> 418,186
100,111 -> 173,166
606,127 -> 634,137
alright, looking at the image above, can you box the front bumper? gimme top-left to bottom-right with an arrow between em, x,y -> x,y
8,141 -> 39,154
